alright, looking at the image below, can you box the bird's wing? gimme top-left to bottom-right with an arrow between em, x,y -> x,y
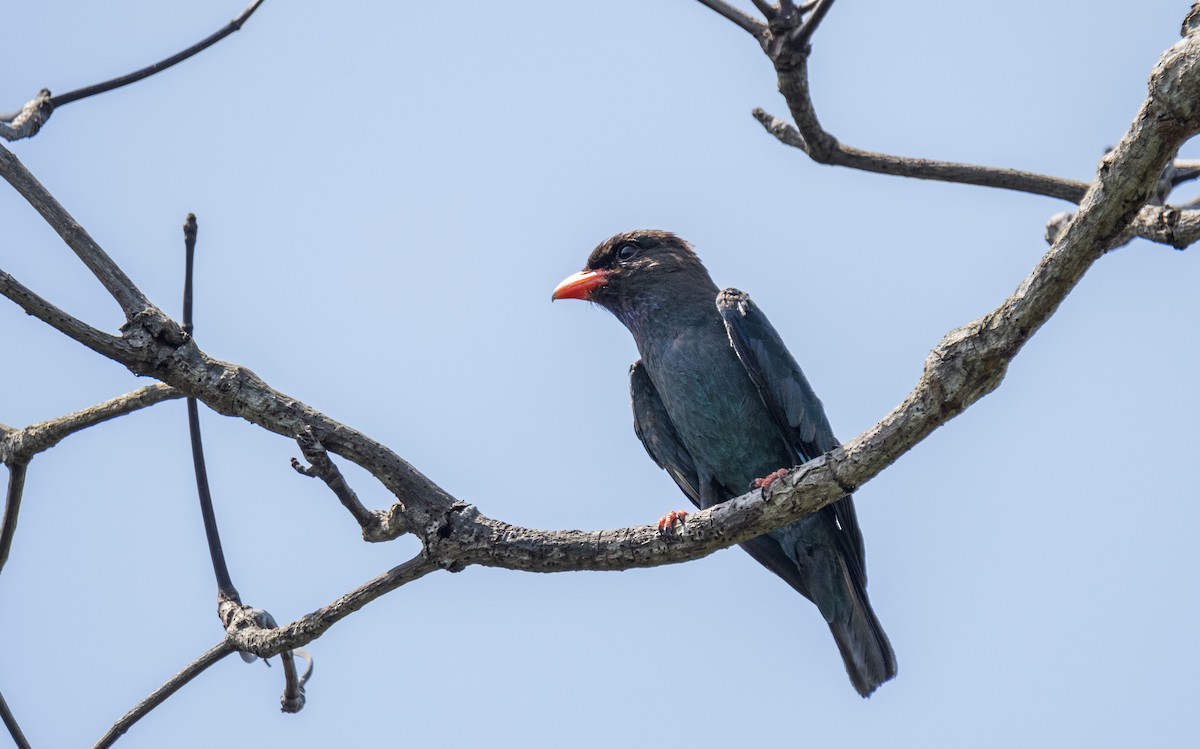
716,288 -> 868,580
630,360 -> 702,509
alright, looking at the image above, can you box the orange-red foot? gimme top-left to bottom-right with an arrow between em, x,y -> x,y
753,468 -> 790,493
657,510 -> 690,535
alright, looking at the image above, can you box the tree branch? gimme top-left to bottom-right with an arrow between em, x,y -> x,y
92,641 -> 236,749
0,146 -> 154,320
0,385 -> 182,574
229,555 -> 439,658
696,1 -> 1095,203
694,0 -> 768,39
0,463 -> 27,578
793,0 -> 835,48
1,1 -> 266,141
0,687 -> 31,749
0,267 -> 127,358
291,426 -> 390,538
1046,204 -> 1200,249
751,107 -> 1092,202
0,384 -> 181,464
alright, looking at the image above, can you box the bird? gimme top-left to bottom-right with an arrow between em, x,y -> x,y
551,229 -> 896,697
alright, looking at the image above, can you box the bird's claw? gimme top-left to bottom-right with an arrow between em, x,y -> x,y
752,468 -> 790,495
657,510 -> 690,536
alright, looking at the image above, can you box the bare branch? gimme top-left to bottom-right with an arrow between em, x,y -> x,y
0,463 -> 27,578
0,384 -> 181,575
1138,206 -> 1200,248
51,1 -> 265,109
291,426 -> 389,536
792,0 -> 835,47
0,687 -> 31,749
735,1 -> 1096,204
230,555 -> 438,658
0,384 -> 181,464
752,107 -> 1091,202
0,145 -> 153,319
695,0 -> 768,38
93,641 -> 236,749
1,1 -> 266,141
180,213 -> 241,603
1047,205 -> 1200,249
749,1 -> 776,20
0,267 -> 126,359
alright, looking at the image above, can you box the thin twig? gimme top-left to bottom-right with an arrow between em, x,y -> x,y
752,108 -> 1091,203
50,1 -> 265,109
181,213 -> 240,602
292,426 -> 379,532
1,0 -> 265,142
707,0 -> 1094,204
93,641 -> 236,749
0,266 -> 126,358
231,555 -> 438,657
695,0 -> 768,37
0,463 -> 29,576
793,0 -> 836,47
0,687 -> 31,749
749,0 -> 776,19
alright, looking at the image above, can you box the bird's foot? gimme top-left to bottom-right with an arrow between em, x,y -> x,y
657,510 -> 690,536
752,468 -> 790,495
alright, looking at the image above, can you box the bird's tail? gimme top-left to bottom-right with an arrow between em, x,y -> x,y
827,559 -> 897,698
739,529 -> 896,696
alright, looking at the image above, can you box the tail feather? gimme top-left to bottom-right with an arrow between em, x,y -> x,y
740,526 -> 896,697
828,562 -> 896,697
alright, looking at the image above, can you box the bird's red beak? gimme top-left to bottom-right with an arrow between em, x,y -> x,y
551,269 -> 608,301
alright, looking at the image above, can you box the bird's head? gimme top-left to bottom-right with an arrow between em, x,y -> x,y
551,230 -> 716,321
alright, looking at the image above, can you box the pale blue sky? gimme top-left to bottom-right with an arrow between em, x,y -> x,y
2,2 -> 1196,747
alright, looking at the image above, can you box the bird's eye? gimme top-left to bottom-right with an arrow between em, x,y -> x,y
617,243 -> 639,261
